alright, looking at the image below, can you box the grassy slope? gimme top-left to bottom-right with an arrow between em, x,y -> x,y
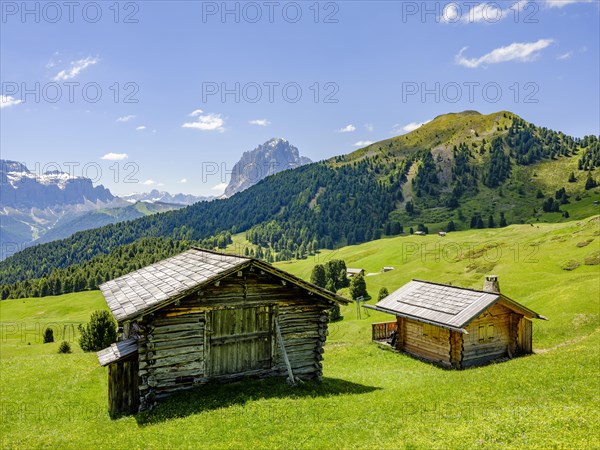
344,110 -> 600,232
344,110 -> 512,163
1,218 -> 599,449
276,216 -> 600,348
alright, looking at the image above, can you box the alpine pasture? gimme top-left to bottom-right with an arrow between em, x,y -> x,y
1,217 -> 598,449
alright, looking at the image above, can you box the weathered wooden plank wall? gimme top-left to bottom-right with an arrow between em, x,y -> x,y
108,359 -> 139,417
133,268 -> 331,410
517,317 -> 533,354
462,303 -> 512,367
400,318 -> 452,367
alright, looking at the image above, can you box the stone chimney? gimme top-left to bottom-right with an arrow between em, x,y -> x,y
483,275 -> 500,294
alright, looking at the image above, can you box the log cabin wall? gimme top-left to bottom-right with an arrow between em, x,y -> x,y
395,317 -> 406,350
462,303 -> 513,368
400,318 -> 452,367
449,331 -> 463,369
136,268 -> 330,409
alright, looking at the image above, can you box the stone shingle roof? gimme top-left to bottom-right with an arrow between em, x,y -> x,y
370,279 -> 544,332
99,248 -> 349,323
100,249 -> 249,322
96,337 -> 138,366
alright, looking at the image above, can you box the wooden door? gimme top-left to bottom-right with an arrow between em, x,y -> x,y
207,306 -> 272,376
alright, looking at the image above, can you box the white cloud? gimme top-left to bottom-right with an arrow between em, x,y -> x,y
465,2 -> 503,23
211,182 -> 228,193
456,39 -> 554,68
117,115 -> 136,122
337,124 -> 356,133
182,112 -> 225,132
354,141 -> 374,147
189,109 -> 204,117
136,126 -> 146,131
180,178 -> 188,184
365,123 -> 374,132
157,183 -> 165,187
392,120 -> 432,135
441,2 -> 504,23
46,52 -> 62,69
557,51 -> 573,60
440,2 -> 461,22
142,179 -> 156,186
249,119 -> 271,126
101,152 -> 128,161
53,56 -> 99,81
0,95 -> 23,109
545,0 -> 592,8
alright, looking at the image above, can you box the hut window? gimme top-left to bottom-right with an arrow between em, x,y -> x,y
478,324 -> 495,342
487,324 -> 495,340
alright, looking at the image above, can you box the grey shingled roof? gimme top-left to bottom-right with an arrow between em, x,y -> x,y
369,279 -> 543,332
100,249 -> 249,322
100,248 -> 349,323
96,337 -> 138,366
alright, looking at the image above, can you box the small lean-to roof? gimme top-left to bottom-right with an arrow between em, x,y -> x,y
97,337 -> 138,366
100,248 -> 348,322
347,268 -> 364,274
366,279 -> 546,333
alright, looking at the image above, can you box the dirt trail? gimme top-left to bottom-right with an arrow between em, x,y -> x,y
534,327 -> 600,354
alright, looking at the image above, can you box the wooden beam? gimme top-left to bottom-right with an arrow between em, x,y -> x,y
274,318 -> 296,386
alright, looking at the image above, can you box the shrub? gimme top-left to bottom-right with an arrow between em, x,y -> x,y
58,341 -> 72,354
78,310 -> 117,352
43,327 -> 54,343
378,287 -> 389,301
329,304 -> 342,322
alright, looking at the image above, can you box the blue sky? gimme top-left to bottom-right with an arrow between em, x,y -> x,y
1,0 -> 598,196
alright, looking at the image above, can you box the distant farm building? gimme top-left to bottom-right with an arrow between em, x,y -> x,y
382,266 -> 394,273
414,231 -> 426,236
438,231 -> 447,237
346,268 -> 365,277
366,276 -> 546,369
97,248 -> 348,416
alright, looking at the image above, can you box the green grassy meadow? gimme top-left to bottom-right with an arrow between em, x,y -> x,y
1,218 -> 599,448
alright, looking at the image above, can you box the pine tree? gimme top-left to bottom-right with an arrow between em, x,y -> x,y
310,264 -> 327,288
500,212 -> 507,227
585,172 -> 598,190
349,274 -> 368,301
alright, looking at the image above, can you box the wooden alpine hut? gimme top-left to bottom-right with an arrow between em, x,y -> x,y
366,276 -> 547,369
96,248 -> 348,416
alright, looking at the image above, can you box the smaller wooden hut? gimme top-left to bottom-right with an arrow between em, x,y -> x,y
366,276 -> 547,368
346,268 -> 365,277
96,248 -> 348,416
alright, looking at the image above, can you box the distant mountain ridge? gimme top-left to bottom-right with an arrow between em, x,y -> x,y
1,111 -> 598,289
120,189 -> 211,205
224,138 -> 311,196
0,160 -> 186,256
1,159 -> 114,208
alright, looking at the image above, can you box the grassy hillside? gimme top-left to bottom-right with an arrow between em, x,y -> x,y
2,110 -> 599,290
1,218 -> 598,448
275,215 -> 600,348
